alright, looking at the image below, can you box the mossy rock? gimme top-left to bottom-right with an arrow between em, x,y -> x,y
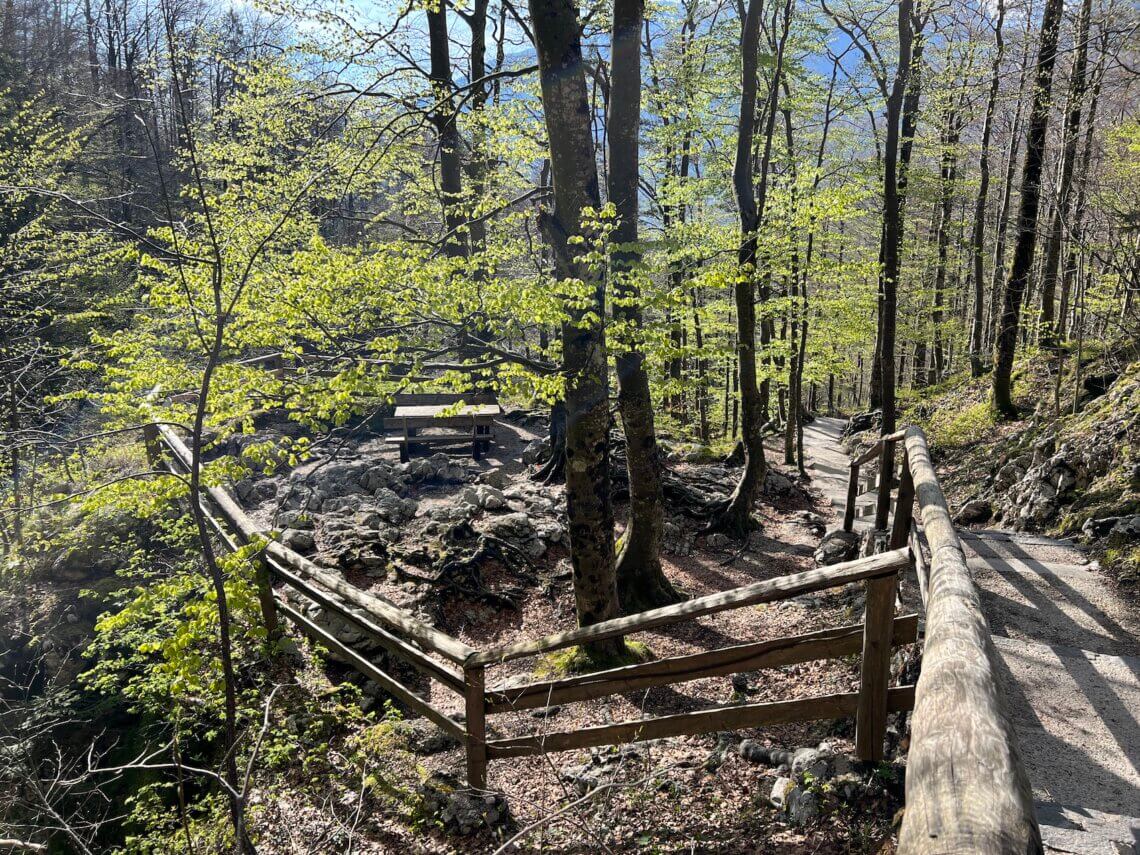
536,640 -> 654,678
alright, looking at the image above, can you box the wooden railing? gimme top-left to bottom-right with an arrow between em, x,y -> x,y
843,426 -> 1041,855
144,416 -> 918,794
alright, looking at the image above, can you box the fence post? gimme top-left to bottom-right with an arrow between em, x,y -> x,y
464,663 -> 488,789
843,462 -> 860,532
142,423 -> 161,468
889,449 -> 915,550
856,570 -> 897,762
254,552 -> 281,648
873,439 -> 896,531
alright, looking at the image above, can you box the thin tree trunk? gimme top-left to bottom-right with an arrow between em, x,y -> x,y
427,6 -> 467,258
1042,0 -> 1093,342
992,0 -> 1064,418
969,0 -> 1005,375
931,107 -> 962,383
719,0 -> 790,537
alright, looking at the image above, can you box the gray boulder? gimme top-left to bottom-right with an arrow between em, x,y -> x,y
814,529 -> 860,566
955,498 -> 993,525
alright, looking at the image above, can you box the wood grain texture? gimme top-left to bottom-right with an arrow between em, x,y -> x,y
485,687 -> 916,759
486,615 -> 919,714
899,425 -> 1041,854
470,549 -> 910,665
855,574 -> 897,761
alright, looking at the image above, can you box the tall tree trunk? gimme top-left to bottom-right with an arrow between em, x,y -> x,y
609,0 -> 678,612
869,0 -> 915,531
530,0 -> 623,657
1059,44 -> 1105,338
1039,0 -> 1092,344
719,0 -> 789,537
931,108 -> 962,383
871,24 -> 923,411
992,0 -> 1064,418
987,26 -> 1034,351
427,6 -> 467,258
969,0 -> 1005,375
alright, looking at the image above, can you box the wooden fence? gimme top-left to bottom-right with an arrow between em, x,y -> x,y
146,406 -> 1038,853
847,426 -> 1041,855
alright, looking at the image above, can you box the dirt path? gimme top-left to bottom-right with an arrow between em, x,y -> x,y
803,416 -> 1140,855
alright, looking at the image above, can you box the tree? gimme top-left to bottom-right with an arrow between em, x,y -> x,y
528,0 -> 625,658
968,0 -> 1005,376
608,0 -> 678,612
1039,0 -> 1093,344
992,0 -> 1065,418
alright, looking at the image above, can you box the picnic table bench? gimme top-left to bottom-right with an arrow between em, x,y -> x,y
384,393 -> 500,462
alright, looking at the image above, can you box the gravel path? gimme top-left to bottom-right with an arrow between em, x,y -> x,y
803,416 -> 1140,855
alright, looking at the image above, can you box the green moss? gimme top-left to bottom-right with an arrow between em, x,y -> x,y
536,640 -> 654,677
926,401 -> 996,449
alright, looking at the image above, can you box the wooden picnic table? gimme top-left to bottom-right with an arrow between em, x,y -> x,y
385,397 -> 502,461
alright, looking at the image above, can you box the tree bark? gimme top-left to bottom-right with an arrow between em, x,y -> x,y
529,0 -> 624,658
608,0 -> 678,613
992,0 -> 1064,418
969,0 -> 1005,376
427,6 -> 467,258
718,0 -> 785,537
1039,0 -> 1092,344
931,108 -> 962,383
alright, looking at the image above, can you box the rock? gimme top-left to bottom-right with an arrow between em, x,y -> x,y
955,498 -> 993,525
277,510 -> 315,530
361,463 -> 396,492
1082,516 -> 1121,539
235,477 -> 278,505
770,778 -> 819,825
843,411 -> 879,437
764,471 -> 794,497
522,437 -> 551,465
560,763 -> 602,796
790,747 -> 830,778
321,495 -> 364,514
1108,516 -> 1140,548
374,488 -> 417,522
50,544 -> 119,582
480,512 -> 537,542
730,673 -> 751,694
994,459 -> 1027,492
476,467 -> 512,489
706,532 -> 731,550
814,529 -> 860,566
417,773 -> 512,836
770,776 -> 797,808
311,460 -> 370,495
459,484 -> 506,511
402,720 -> 461,755
281,528 -> 316,553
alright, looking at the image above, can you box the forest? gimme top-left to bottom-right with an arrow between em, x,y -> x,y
0,0 -> 1138,850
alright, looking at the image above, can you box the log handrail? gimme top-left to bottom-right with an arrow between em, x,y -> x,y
898,426 -> 1041,853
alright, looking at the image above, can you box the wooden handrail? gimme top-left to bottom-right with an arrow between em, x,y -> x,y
898,426 -> 1040,854
467,549 -> 910,666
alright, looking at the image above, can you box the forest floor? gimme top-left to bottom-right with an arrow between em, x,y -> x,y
228,414 -> 916,853
809,411 -> 1140,854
